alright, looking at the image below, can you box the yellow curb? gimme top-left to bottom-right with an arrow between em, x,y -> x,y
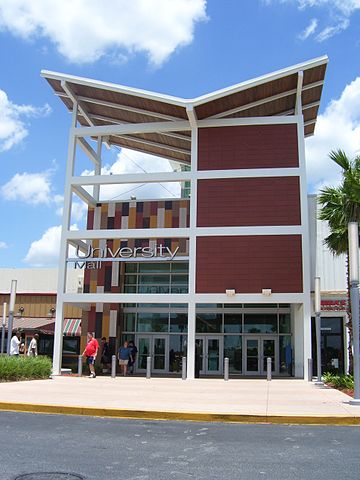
0,402 -> 359,425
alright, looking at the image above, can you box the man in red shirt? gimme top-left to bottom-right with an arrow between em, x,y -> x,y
82,332 -> 99,378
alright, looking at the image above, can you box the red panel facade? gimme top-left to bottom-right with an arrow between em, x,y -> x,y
196,235 -> 303,293
198,124 -> 299,170
197,177 -> 301,227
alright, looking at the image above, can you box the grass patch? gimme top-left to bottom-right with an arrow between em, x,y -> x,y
0,355 -> 52,382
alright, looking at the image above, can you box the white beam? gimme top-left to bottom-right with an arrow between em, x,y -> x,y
186,106 -> 198,129
276,101 -> 320,117
65,228 -> 190,240
55,91 -> 185,122
63,293 -> 190,303
71,171 -> 192,185
115,134 -> 190,156
73,120 -> 191,137
77,112 -> 191,142
68,239 -> 89,254
77,137 -> 101,167
295,71 -> 304,116
72,185 -> 96,206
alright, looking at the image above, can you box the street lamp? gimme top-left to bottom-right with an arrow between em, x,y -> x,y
6,280 -> 17,356
348,222 -> 360,405
314,277 -> 323,385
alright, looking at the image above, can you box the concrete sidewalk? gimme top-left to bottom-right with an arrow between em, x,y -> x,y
0,376 -> 359,424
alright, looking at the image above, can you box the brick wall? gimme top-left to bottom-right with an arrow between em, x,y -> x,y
197,177 -> 301,227
198,124 -> 299,170
196,235 -> 303,293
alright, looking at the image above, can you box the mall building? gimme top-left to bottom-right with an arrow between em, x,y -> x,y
40,56 -> 332,379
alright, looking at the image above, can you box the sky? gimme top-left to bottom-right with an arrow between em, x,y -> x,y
0,0 -> 360,269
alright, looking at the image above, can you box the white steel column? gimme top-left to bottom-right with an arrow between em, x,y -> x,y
187,124 -> 198,379
93,137 -> 102,201
297,115 -> 312,379
53,103 -> 78,375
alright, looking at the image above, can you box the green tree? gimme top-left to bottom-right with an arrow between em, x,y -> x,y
318,149 -> 360,373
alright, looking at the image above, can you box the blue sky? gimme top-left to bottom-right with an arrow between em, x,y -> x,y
0,0 -> 360,268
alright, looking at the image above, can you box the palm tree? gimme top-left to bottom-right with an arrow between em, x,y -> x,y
318,149 -> 360,373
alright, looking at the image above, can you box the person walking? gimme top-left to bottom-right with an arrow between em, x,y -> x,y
118,340 -> 131,376
27,333 -> 39,357
82,332 -> 99,378
100,337 -> 111,374
9,330 -> 23,356
128,340 -> 138,375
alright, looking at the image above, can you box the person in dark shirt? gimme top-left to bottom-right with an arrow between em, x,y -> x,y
128,340 -> 138,375
100,337 -> 111,374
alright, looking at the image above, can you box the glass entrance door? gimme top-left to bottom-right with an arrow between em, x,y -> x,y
136,335 -> 168,373
196,336 -> 223,375
244,336 -> 278,375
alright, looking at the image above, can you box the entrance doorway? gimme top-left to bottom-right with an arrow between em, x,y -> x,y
196,335 -> 223,375
243,336 -> 278,375
136,335 -> 168,373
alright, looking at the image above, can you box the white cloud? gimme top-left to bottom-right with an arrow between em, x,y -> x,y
0,88 -> 51,152
298,18 -> 318,39
266,0 -> 360,40
305,76 -> 360,192
0,241 -> 8,249
1,170 -> 53,204
0,0 -> 207,66
82,148 -> 181,201
24,224 -> 78,267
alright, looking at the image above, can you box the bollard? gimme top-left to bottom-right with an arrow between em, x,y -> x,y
146,356 -> 151,379
78,355 -> 83,377
111,355 -> 116,378
182,357 -> 187,380
308,358 -> 313,382
224,357 -> 229,381
267,357 -> 272,381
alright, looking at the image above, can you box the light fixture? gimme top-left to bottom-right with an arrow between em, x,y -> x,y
18,306 -> 24,316
226,289 -> 236,297
262,288 -> 272,296
48,307 -> 56,317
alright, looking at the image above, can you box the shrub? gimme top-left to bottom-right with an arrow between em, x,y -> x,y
323,371 -> 354,390
0,355 -> 52,382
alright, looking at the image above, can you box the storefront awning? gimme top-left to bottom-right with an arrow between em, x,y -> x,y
63,318 -> 81,336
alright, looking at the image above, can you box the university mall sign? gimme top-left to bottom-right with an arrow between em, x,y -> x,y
70,244 -> 180,269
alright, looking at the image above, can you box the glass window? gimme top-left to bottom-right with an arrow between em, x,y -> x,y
171,263 -> 189,272
322,317 -> 342,334
171,275 -> 188,284
196,304 -> 222,309
139,274 -> 170,284
63,337 -> 80,355
244,304 -> 277,308
279,314 -> 291,333
169,335 -> 187,372
124,275 -> 137,284
279,335 -> 292,375
139,263 -> 170,273
124,313 -> 136,332
224,313 -> 242,333
139,285 -> 170,294
137,313 -> 169,332
125,263 -> 137,273
170,313 -> 188,333
244,314 -> 277,333
224,304 -> 243,308
224,336 -> 242,373
124,285 -> 137,293
196,313 -> 222,333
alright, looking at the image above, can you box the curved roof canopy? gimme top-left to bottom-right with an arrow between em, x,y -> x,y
42,56 -> 328,164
